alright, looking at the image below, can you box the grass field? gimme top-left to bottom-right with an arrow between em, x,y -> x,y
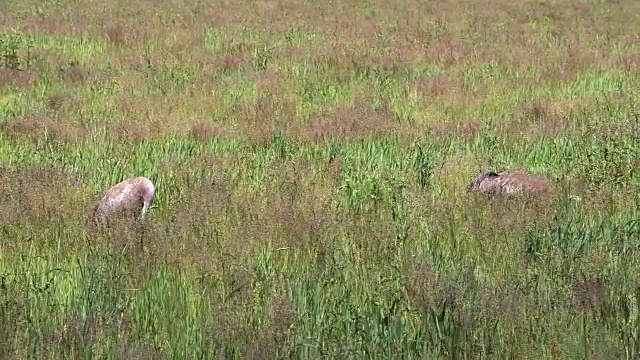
0,0 -> 639,358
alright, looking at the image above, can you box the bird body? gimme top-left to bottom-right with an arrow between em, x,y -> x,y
91,176 -> 156,226
467,170 -> 550,198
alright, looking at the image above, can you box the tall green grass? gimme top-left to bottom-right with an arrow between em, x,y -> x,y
1,0 -> 639,358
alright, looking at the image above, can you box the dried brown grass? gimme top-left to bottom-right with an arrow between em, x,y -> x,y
5,112 -> 88,144
57,61 -> 88,84
0,0 -> 633,147
0,164 -> 81,224
294,97 -> 413,143
429,118 -> 483,141
0,68 -> 37,87
571,276 -> 608,320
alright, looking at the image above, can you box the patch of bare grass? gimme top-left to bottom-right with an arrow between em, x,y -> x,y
221,55 -> 250,73
428,118 -> 483,143
103,24 -> 127,47
0,68 -> 37,87
0,164 -> 80,225
295,97 -> 413,143
57,60 -> 88,84
425,37 -> 464,67
571,276 -> 608,321
188,120 -> 233,141
246,294 -> 295,359
495,98 -> 587,141
5,111 -> 89,144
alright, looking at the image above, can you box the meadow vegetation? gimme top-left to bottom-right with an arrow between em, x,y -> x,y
0,0 -> 639,358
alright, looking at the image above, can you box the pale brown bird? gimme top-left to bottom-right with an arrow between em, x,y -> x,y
91,176 -> 156,226
467,170 -> 550,198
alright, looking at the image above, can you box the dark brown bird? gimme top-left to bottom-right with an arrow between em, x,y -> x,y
467,170 -> 550,198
